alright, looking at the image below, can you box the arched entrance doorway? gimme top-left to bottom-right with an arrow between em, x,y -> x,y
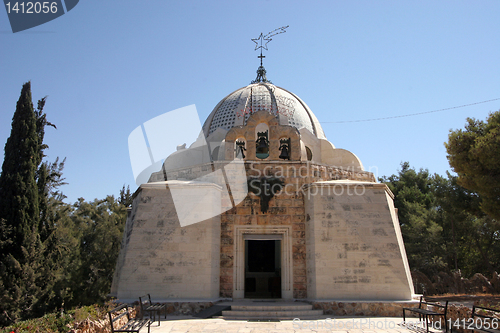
244,238 -> 281,298
233,226 -> 293,299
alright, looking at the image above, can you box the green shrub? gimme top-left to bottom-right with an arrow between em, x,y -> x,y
0,312 -> 73,333
0,302 -> 118,333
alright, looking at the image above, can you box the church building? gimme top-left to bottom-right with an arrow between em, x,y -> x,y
110,63 -> 415,304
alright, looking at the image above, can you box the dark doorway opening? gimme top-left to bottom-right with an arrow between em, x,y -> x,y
244,239 -> 281,298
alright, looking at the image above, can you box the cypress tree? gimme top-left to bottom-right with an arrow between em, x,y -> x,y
0,82 -> 43,325
0,81 -> 40,258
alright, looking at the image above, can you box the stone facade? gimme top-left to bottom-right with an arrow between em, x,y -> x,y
158,302 -> 215,316
111,86 -> 415,303
217,160 -> 379,300
111,184 -> 221,300
304,181 -> 413,300
111,157 -> 413,301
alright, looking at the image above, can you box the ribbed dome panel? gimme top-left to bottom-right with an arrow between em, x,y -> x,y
203,82 -> 326,139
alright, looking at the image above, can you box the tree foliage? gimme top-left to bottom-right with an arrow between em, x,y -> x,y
381,162 -> 445,276
381,162 -> 500,278
445,110 -> 500,220
118,185 -> 133,208
0,82 -> 40,258
65,196 -> 127,308
0,83 -> 130,326
1,83 -> 497,326
0,82 -> 44,324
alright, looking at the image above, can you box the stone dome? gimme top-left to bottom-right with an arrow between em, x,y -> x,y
202,81 -> 326,140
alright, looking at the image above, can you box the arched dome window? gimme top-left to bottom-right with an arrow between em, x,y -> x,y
255,123 -> 269,159
211,146 -> 220,161
279,138 -> 290,160
235,138 -> 246,159
305,146 -> 313,161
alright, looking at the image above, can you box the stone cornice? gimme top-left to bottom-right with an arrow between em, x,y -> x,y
303,180 -> 395,199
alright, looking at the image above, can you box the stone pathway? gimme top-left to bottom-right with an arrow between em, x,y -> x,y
147,316 -> 444,333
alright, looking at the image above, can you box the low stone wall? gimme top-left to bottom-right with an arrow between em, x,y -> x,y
311,301 -> 420,317
154,302 -> 214,315
446,304 -> 472,333
447,302 -> 500,333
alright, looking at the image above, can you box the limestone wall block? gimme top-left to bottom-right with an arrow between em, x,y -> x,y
305,180 -> 414,300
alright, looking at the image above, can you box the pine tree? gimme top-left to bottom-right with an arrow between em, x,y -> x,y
119,184 -> 133,207
445,110 -> 500,221
67,196 -> 127,307
380,162 -> 446,277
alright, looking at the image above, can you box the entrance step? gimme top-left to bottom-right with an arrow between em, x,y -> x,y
217,301 -> 323,320
193,305 -> 231,319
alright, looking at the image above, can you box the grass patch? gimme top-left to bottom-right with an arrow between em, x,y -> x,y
0,302 -> 118,333
0,312 -> 73,333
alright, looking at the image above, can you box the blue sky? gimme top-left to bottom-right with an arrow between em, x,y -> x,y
1,1 -> 500,204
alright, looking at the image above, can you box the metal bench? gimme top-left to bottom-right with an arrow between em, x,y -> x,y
469,305 -> 500,333
403,296 -> 448,332
108,304 -> 151,333
139,294 -> 167,326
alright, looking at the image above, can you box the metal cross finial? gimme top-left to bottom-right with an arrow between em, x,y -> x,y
258,53 -> 265,66
251,25 -> 289,83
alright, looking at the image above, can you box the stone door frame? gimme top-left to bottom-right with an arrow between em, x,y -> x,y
233,225 -> 293,299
